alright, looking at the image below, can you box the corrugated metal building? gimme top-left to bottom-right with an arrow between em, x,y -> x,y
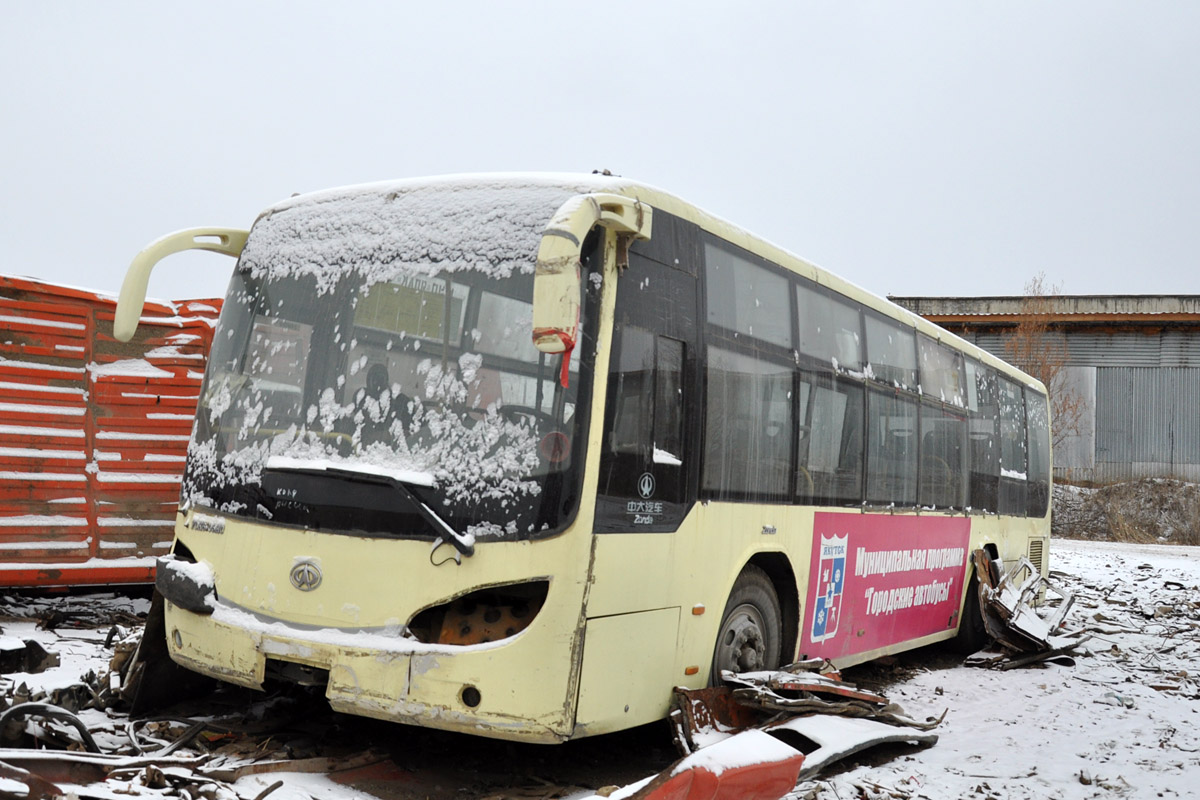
889,295 -> 1200,485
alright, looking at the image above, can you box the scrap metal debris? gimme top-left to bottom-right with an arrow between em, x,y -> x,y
0,638 -> 59,675
0,700 -> 389,800
723,670 -> 945,732
670,661 -> 944,758
0,703 -> 102,753
643,661 -> 943,799
0,757 -> 64,800
0,593 -> 149,631
0,616 -> 388,800
967,548 -> 1092,669
636,714 -> 939,800
0,750 -> 209,800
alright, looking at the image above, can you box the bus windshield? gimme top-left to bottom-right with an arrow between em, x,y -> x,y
181,182 -> 595,544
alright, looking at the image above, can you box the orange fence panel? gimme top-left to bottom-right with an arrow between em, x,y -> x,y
0,275 -> 220,587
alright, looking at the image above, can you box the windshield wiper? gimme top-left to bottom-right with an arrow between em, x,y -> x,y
318,466 -> 475,558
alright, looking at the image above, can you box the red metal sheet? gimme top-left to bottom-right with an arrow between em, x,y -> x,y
0,275 -> 220,587
0,563 -> 157,587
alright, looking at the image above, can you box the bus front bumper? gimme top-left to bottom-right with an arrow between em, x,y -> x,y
161,598 -> 576,743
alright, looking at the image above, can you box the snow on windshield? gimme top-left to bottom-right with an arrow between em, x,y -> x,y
184,179 -> 599,537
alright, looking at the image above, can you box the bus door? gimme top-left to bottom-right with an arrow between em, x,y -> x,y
573,212 -> 702,735
595,210 -> 701,534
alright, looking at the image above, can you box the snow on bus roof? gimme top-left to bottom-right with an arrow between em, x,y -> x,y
261,172 -> 636,214
241,174 -> 643,295
248,173 -> 1038,387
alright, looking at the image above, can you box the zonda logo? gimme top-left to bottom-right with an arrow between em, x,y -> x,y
290,559 -> 323,592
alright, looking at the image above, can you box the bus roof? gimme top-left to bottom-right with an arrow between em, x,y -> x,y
261,173 -> 1044,394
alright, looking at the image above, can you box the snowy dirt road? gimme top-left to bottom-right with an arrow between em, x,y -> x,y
2,538 -> 1197,800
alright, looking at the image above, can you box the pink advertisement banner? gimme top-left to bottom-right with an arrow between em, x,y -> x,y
801,512 -> 971,661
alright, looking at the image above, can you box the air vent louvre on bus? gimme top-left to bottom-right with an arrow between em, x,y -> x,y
1028,539 -> 1047,603
1028,539 -> 1045,577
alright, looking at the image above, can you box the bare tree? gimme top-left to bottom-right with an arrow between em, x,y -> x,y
1004,273 -> 1085,452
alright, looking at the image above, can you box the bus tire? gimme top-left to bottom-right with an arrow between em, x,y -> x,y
951,573 -> 988,654
710,564 -> 782,683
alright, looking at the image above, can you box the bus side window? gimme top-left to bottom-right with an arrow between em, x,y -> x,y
797,281 -> 862,372
655,337 -> 684,466
918,336 -> 967,408
798,373 -> 864,506
608,326 -> 654,456
596,327 -> 688,529
864,314 -> 918,392
703,348 -> 793,501
704,242 -> 792,349
919,403 -> 967,509
1026,389 -> 1051,517
998,377 -> 1028,515
865,389 -> 917,507
968,362 -> 1000,512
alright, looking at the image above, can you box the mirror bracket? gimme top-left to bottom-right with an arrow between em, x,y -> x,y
532,194 -> 652,355
113,228 -> 248,342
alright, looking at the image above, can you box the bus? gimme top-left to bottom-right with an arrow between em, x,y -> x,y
114,174 -> 1051,743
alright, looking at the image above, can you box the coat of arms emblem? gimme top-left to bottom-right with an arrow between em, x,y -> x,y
811,534 -> 848,642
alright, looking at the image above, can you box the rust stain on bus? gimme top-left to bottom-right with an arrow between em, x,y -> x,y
0,275 -> 220,588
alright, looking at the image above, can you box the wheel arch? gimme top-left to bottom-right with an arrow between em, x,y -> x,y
745,551 -> 800,666
952,542 -> 999,653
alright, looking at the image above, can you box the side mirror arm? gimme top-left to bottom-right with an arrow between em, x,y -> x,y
113,228 -> 249,342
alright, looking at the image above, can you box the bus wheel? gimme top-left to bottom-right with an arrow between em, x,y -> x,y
711,565 -> 782,683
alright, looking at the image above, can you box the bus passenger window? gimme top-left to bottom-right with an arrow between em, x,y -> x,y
794,382 -> 812,499
655,338 -> 684,464
918,337 -> 967,407
797,282 -> 863,372
704,243 -> 792,348
998,377 -> 1028,515
797,374 -> 864,506
968,362 -> 1000,513
866,390 -> 917,507
1026,390 -> 1051,517
608,327 -> 654,455
919,404 -> 967,509
864,314 -> 918,391
703,348 -> 793,500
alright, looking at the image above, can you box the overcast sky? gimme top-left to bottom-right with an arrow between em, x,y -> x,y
3,2 -> 1198,302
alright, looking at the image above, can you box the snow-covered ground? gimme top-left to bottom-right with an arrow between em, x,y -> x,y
2,538 -> 1197,800
792,539 -> 1200,800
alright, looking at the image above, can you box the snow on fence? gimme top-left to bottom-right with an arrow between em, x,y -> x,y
0,275 -> 220,587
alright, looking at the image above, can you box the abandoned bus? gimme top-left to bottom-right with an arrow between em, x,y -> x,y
113,174 -> 1051,743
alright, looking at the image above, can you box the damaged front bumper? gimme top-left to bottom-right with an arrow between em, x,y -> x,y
155,555 -> 216,615
154,555 -> 579,743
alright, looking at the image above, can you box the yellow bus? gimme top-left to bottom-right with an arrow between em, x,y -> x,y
115,174 -> 1051,743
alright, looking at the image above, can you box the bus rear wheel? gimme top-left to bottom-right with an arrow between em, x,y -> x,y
711,565 -> 782,683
